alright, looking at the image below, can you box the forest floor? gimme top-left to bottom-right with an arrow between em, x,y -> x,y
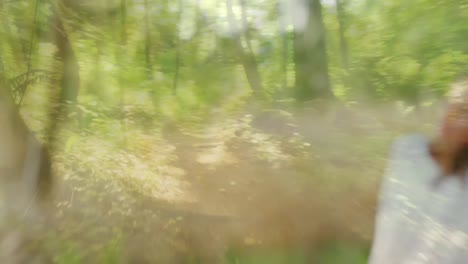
17,102 -> 439,263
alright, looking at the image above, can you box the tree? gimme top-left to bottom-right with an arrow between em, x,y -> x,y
173,0 -> 183,92
144,0 -> 153,79
336,0 -> 349,70
47,3 -> 80,145
0,56 -> 53,207
279,0 -> 290,91
293,0 -> 332,101
226,0 -> 264,97
52,4 -> 80,104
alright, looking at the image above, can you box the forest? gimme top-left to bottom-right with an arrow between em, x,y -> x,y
0,0 -> 467,263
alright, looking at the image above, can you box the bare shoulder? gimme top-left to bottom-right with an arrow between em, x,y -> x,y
382,133 -> 437,186
390,134 -> 430,159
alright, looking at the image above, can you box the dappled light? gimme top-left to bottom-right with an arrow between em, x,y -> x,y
0,0 -> 466,263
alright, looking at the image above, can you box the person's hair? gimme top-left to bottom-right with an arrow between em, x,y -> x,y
430,77 -> 468,186
448,77 -> 468,103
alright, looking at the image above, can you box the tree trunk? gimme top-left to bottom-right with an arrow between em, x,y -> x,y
120,0 -> 127,42
0,56 -> 53,207
278,0 -> 289,90
239,0 -> 254,55
47,3 -> 80,145
226,0 -> 263,97
0,53 -> 54,264
293,0 -> 332,101
118,0 -> 128,146
336,0 -> 349,70
173,0 -> 183,92
52,5 -> 80,103
144,0 -> 153,78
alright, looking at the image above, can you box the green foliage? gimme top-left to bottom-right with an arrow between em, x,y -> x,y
2,0 -> 466,107
223,250 -> 309,264
317,242 -> 368,264
97,235 -> 125,264
0,0 -> 465,262
330,0 -> 468,102
222,243 -> 368,264
53,242 -> 83,264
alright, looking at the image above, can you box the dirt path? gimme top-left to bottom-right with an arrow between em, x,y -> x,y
157,117 -> 375,261
40,111 -> 380,263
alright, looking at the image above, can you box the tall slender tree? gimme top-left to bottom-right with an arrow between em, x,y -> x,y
173,0 -> 183,92
226,0 -> 264,97
336,0 -> 349,70
278,0 -> 291,91
47,3 -> 80,146
293,0 -> 332,101
144,0 -> 153,78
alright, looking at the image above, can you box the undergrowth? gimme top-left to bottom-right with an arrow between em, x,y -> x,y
17,100 -> 438,263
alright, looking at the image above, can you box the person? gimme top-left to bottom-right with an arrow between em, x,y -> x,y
368,77 -> 468,263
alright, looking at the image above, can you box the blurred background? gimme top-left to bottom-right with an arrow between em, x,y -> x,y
0,0 -> 467,263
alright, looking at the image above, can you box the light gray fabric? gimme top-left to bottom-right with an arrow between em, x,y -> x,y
369,134 -> 468,264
